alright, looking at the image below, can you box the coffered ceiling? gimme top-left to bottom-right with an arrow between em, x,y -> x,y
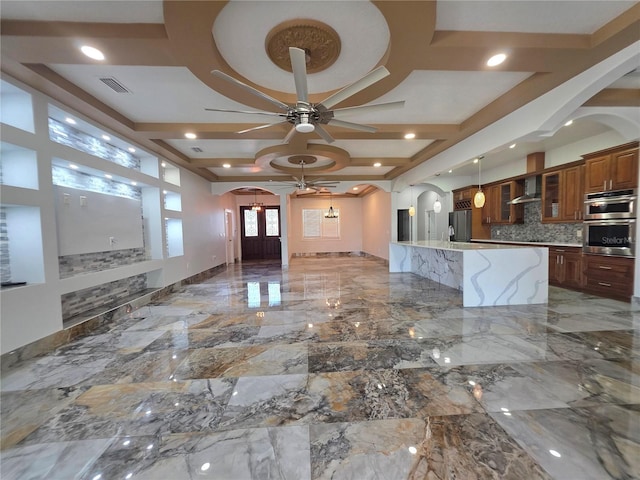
1,1 -> 638,192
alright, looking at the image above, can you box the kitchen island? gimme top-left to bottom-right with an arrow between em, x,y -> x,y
389,240 -> 548,307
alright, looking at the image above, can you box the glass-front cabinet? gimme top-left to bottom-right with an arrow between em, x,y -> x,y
482,181 -> 523,225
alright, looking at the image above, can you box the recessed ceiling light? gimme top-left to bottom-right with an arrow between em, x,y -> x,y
487,53 -> 507,67
373,162 -> 382,168
80,45 -> 105,60
223,163 -> 231,168
128,147 -> 136,153
65,117 -> 76,125
564,120 -> 573,126
353,187 -> 359,191
473,158 -> 479,164
509,143 -> 516,149
404,133 -> 416,140
185,132 -> 197,139
448,169 -> 453,173
102,134 -> 111,141
161,162 -> 166,167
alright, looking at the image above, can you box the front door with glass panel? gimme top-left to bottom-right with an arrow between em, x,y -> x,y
240,206 -> 281,261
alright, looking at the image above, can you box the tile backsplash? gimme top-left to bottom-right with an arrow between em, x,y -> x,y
491,202 -> 583,244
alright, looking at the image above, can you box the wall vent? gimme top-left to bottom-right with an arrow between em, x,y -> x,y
191,147 -> 203,153
99,77 -> 131,93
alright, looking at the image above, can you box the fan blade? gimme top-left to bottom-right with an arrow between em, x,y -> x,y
289,47 -> 309,103
236,121 -> 289,134
283,126 -> 297,143
314,124 -> 335,143
211,70 -> 289,111
332,100 -> 405,117
328,118 -> 377,133
319,66 -> 390,109
204,107 -> 285,117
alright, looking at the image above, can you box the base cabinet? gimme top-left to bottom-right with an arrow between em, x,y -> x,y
549,247 -> 583,289
582,254 -> 634,301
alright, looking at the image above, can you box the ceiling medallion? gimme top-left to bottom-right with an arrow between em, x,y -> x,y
266,19 -> 341,74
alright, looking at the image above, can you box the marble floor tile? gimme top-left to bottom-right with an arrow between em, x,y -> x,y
491,404 -> 640,480
2,256 -> 638,479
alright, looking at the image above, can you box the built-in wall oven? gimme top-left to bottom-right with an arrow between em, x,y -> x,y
583,189 -> 636,257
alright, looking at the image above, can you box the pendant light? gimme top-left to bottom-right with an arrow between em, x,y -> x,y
408,185 -> 416,217
251,188 -> 263,211
433,195 -> 442,213
473,157 -> 485,208
325,192 -> 338,218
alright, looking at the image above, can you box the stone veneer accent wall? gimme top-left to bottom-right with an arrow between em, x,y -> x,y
60,274 -> 147,321
58,248 -> 148,278
491,202 -> 583,243
49,118 -> 140,170
0,207 -> 10,283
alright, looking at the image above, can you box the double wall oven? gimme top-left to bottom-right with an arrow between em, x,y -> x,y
583,189 -> 636,257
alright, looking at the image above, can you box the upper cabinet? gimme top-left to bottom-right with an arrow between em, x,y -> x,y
481,181 -> 523,225
542,163 -> 584,223
583,142 -> 638,193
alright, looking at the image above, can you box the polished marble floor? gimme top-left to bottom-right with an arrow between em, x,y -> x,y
1,256 -> 639,479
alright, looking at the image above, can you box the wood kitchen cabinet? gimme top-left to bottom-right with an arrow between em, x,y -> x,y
583,142 -> 638,193
583,254 -> 634,301
481,181 -> 523,225
452,187 -> 473,210
548,247 -> 583,288
542,163 -> 584,222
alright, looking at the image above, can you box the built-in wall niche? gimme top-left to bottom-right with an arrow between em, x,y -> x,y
0,80 -> 35,133
163,190 -> 182,212
54,185 -> 144,256
0,143 -> 38,190
1,204 -> 45,285
47,104 -> 159,178
162,162 -> 181,187
165,218 -> 184,257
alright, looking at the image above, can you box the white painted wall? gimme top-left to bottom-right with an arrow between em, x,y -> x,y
288,195 -> 363,255
362,189 -> 391,260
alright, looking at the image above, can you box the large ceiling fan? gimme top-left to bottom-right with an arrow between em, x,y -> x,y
206,47 -> 404,144
278,159 -> 339,193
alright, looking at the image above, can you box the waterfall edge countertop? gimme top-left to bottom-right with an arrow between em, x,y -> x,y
389,241 -> 549,307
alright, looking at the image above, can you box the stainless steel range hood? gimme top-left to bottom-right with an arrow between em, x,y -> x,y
509,175 -> 542,204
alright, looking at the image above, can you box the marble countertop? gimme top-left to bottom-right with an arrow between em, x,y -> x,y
392,240 -> 541,251
471,239 -> 583,248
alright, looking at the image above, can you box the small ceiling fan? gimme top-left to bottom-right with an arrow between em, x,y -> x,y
206,47 -> 404,144
278,159 -> 338,193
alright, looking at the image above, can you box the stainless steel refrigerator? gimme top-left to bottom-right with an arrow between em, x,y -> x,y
448,210 -> 472,242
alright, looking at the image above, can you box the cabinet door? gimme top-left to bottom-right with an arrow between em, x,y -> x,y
548,252 -> 562,285
561,165 -> 583,221
542,171 -> 561,222
611,148 -> 638,190
481,185 -> 499,224
562,251 -> 583,288
584,155 -> 610,193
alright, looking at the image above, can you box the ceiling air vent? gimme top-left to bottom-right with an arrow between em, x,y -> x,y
191,147 -> 203,153
99,77 -> 131,93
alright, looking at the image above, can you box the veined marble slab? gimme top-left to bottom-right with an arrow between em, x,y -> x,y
389,241 -> 548,307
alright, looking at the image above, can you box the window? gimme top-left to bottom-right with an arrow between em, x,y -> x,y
244,209 -> 258,237
302,208 -> 340,239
